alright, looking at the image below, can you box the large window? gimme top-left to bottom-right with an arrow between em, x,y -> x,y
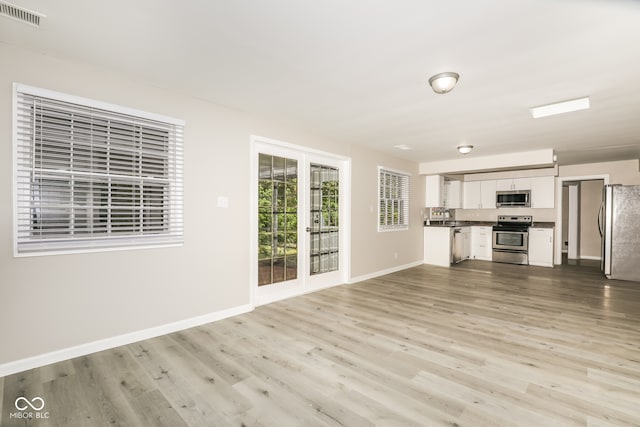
378,167 -> 409,231
13,84 -> 184,255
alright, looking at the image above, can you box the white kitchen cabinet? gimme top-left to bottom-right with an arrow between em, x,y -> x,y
496,177 -> 531,191
425,175 -> 444,207
480,180 -> 497,209
425,175 -> 462,208
463,181 -> 481,209
528,227 -> 554,267
530,176 -> 555,208
424,226 -> 452,266
446,180 -> 462,209
463,180 -> 496,209
471,226 -> 493,261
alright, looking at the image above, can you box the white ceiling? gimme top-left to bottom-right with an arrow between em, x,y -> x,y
3,0 -> 640,165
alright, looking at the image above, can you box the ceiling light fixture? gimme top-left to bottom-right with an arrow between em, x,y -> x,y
428,72 -> 459,94
529,97 -> 590,119
393,144 -> 413,151
0,1 -> 45,27
457,144 -> 473,155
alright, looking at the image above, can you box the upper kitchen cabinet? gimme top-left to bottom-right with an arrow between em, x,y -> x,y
463,180 -> 496,209
446,180 -> 462,208
425,175 -> 444,207
463,181 -> 480,209
530,176 -> 555,208
496,177 -> 532,191
425,175 -> 462,208
481,180 -> 497,208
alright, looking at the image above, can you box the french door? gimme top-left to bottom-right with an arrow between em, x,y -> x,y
251,137 -> 350,306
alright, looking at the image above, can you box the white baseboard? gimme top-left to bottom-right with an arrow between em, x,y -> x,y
0,303 -> 253,378
580,255 -> 602,260
348,260 -> 424,284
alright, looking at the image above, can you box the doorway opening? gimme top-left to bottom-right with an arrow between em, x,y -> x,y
556,175 -> 608,268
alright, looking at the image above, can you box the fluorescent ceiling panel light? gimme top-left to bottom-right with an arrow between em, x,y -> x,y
0,1 -> 46,26
394,144 -> 412,150
530,97 -> 590,119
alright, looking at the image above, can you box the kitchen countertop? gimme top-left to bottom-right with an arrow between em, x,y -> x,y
424,221 -> 495,227
530,222 -> 555,229
425,221 -> 555,228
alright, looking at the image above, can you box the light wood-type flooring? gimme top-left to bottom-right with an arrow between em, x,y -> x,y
2,261 -> 640,426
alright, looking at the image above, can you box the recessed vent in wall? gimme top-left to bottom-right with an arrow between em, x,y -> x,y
0,1 -> 46,27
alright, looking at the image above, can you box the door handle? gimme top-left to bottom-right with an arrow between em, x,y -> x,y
306,227 -> 312,232
597,202 -> 604,237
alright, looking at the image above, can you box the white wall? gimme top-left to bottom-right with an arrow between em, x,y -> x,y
579,180 -> 604,259
0,43 -> 423,369
349,145 -> 424,280
559,160 -> 640,184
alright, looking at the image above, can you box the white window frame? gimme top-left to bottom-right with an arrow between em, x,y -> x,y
12,83 -> 185,256
378,166 -> 410,232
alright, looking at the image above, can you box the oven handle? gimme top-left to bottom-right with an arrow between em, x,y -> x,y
492,248 -> 528,254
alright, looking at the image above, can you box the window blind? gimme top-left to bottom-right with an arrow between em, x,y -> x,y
14,84 -> 184,255
378,167 -> 410,231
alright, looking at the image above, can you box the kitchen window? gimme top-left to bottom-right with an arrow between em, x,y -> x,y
378,167 -> 409,231
13,84 -> 184,256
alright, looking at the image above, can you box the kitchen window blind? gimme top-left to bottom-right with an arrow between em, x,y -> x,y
13,84 -> 184,255
378,167 -> 409,231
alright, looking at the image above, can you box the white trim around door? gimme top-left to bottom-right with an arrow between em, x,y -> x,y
555,174 -> 609,265
249,135 -> 351,307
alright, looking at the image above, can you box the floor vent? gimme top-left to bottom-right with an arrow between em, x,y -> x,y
0,1 -> 45,27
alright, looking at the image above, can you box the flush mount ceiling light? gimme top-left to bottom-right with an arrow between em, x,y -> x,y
393,144 -> 413,151
428,72 -> 459,94
529,96 -> 590,119
457,144 -> 473,155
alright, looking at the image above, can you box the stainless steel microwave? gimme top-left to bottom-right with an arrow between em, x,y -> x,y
496,190 -> 531,207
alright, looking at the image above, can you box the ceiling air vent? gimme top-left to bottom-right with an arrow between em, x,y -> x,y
0,1 -> 45,27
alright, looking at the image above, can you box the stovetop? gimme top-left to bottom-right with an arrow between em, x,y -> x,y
493,215 -> 532,231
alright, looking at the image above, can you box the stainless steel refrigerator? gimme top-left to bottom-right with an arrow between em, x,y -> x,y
599,184 -> 640,281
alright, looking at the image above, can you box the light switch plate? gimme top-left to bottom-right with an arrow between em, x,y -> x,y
217,196 -> 229,208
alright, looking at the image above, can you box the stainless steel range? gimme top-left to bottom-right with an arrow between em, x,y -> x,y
492,215 -> 532,265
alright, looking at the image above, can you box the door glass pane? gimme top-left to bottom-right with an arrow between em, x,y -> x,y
310,164 -> 339,275
258,154 -> 298,286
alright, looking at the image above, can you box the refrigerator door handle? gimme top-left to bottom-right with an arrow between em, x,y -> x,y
597,201 -> 604,237
602,185 -> 614,277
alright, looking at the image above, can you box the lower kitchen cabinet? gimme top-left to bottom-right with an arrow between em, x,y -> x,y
528,227 -> 554,267
471,226 -> 492,261
424,227 -> 452,267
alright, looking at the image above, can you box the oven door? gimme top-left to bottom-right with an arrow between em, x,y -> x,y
492,230 -> 528,251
